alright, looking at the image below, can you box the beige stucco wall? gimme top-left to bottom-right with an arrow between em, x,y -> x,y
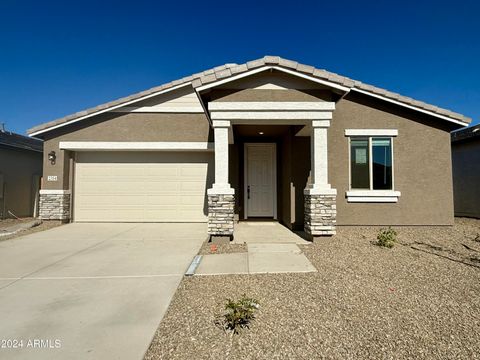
452,139 -> 480,218
209,88 -> 334,102
41,112 -> 211,190
0,147 -> 42,217
330,93 -> 455,225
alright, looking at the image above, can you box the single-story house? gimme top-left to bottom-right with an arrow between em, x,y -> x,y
451,124 -> 480,218
27,56 -> 471,240
0,126 -> 43,218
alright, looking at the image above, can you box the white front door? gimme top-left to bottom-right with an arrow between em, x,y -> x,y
245,143 -> 276,218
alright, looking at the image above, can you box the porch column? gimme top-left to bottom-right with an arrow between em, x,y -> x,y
207,120 -> 235,241
304,119 -> 337,238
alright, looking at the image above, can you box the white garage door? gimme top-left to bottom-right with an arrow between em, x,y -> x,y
74,152 -> 213,222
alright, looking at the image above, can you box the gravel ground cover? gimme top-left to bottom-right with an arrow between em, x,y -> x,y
145,218 -> 480,360
0,218 -> 36,230
198,241 -> 247,255
0,219 -> 63,241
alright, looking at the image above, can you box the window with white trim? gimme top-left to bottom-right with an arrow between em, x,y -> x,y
350,137 -> 393,190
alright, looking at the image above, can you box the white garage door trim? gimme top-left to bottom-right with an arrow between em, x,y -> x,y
60,141 -> 214,151
73,151 -> 213,223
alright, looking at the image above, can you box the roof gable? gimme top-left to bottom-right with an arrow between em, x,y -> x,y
28,56 -> 471,137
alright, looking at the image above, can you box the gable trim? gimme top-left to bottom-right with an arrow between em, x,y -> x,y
351,88 -> 468,127
29,83 -> 194,137
195,66 -> 351,92
111,106 -> 203,113
28,56 -> 471,137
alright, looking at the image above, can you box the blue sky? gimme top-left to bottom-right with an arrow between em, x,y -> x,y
1,0 -> 478,135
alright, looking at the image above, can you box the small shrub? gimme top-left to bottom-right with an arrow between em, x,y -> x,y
376,227 -> 397,248
215,295 -> 260,335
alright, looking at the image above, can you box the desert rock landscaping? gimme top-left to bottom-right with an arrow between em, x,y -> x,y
145,218 -> 480,359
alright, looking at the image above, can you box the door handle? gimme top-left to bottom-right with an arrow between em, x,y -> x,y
247,185 -> 250,199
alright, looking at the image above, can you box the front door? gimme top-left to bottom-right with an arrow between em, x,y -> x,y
245,143 -> 276,218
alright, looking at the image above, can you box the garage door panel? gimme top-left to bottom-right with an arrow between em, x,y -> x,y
146,166 -> 179,177
179,181 -> 207,192
74,152 -> 212,222
179,194 -> 206,205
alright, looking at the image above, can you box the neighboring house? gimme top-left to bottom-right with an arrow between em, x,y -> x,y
451,124 -> 480,218
0,127 -> 43,218
27,56 -> 471,240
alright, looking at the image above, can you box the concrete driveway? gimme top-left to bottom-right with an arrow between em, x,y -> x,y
0,223 -> 205,360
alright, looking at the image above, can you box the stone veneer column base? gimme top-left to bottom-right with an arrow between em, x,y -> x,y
304,193 -> 337,238
207,194 -> 234,239
39,193 -> 71,221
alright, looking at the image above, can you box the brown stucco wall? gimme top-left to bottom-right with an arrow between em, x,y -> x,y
208,88 -> 334,102
41,112 -> 211,190
330,93 -> 455,225
291,137 -> 311,228
452,139 -> 480,218
0,147 -> 42,217
223,90 -> 456,226
36,83 -> 457,225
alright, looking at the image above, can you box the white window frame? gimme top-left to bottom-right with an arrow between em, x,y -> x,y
346,129 -> 400,203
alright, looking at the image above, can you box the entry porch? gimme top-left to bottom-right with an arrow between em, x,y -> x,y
206,102 -> 337,241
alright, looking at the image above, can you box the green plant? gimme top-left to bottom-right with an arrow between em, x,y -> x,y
376,227 -> 397,248
216,295 -> 260,335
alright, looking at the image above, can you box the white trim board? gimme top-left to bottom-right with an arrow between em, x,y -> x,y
39,190 -> 71,195
345,129 -> 398,136
208,102 -> 335,111
59,141 -> 214,151
29,83 -> 193,137
346,190 -> 401,203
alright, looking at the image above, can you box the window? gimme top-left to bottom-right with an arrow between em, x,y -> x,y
345,129 -> 401,203
350,138 -> 370,189
350,137 -> 393,190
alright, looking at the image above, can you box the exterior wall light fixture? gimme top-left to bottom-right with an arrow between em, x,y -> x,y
48,151 -> 56,165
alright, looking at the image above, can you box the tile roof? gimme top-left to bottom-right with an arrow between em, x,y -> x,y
0,130 -> 43,152
28,56 -> 471,135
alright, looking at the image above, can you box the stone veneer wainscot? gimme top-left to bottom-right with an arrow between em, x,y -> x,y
304,194 -> 337,237
39,191 -> 70,220
207,194 -> 234,236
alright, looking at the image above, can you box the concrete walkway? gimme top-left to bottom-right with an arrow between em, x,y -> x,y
232,221 -> 310,245
195,242 -> 316,275
0,223 -> 205,360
